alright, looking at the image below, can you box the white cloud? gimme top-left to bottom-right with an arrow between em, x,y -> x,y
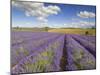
79,21 -> 95,26
63,21 -> 95,28
12,1 -> 61,26
72,21 -> 95,28
77,11 -> 95,18
37,17 -> 48,22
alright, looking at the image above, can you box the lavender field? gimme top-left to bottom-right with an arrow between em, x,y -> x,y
11,31 -> 96,74
11,1 -> 96,74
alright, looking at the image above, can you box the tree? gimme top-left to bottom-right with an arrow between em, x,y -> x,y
85,31 -> 89,35
45,27 -> 49,32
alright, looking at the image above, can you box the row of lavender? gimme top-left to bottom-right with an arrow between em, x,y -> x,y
11,31 -> 65,74
66,35 -> 96,70
11,31 -> 96,74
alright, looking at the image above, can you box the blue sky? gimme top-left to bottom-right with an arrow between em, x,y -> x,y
12,2 -> 96,28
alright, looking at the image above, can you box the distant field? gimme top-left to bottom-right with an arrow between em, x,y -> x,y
48,28 -> 96,35
12,27 -> 46,32
12,27 -> 96,36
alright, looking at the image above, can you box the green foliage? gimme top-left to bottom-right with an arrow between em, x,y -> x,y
73,50 -> 84,60
41,51 -> 54,57
45,27 -> 49,32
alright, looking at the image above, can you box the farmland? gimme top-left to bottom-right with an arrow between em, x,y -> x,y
12,27 -> 96,35
48,28 -> 95,35
11,1 -> 96,74
11,28 -> 96,74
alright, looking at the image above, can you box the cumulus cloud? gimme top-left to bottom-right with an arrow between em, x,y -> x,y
72,21 -> 95,28
77,11 -> 95,18
12,1 -> 61,26
63,21 -> 95,28
79,21 -> 95,26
